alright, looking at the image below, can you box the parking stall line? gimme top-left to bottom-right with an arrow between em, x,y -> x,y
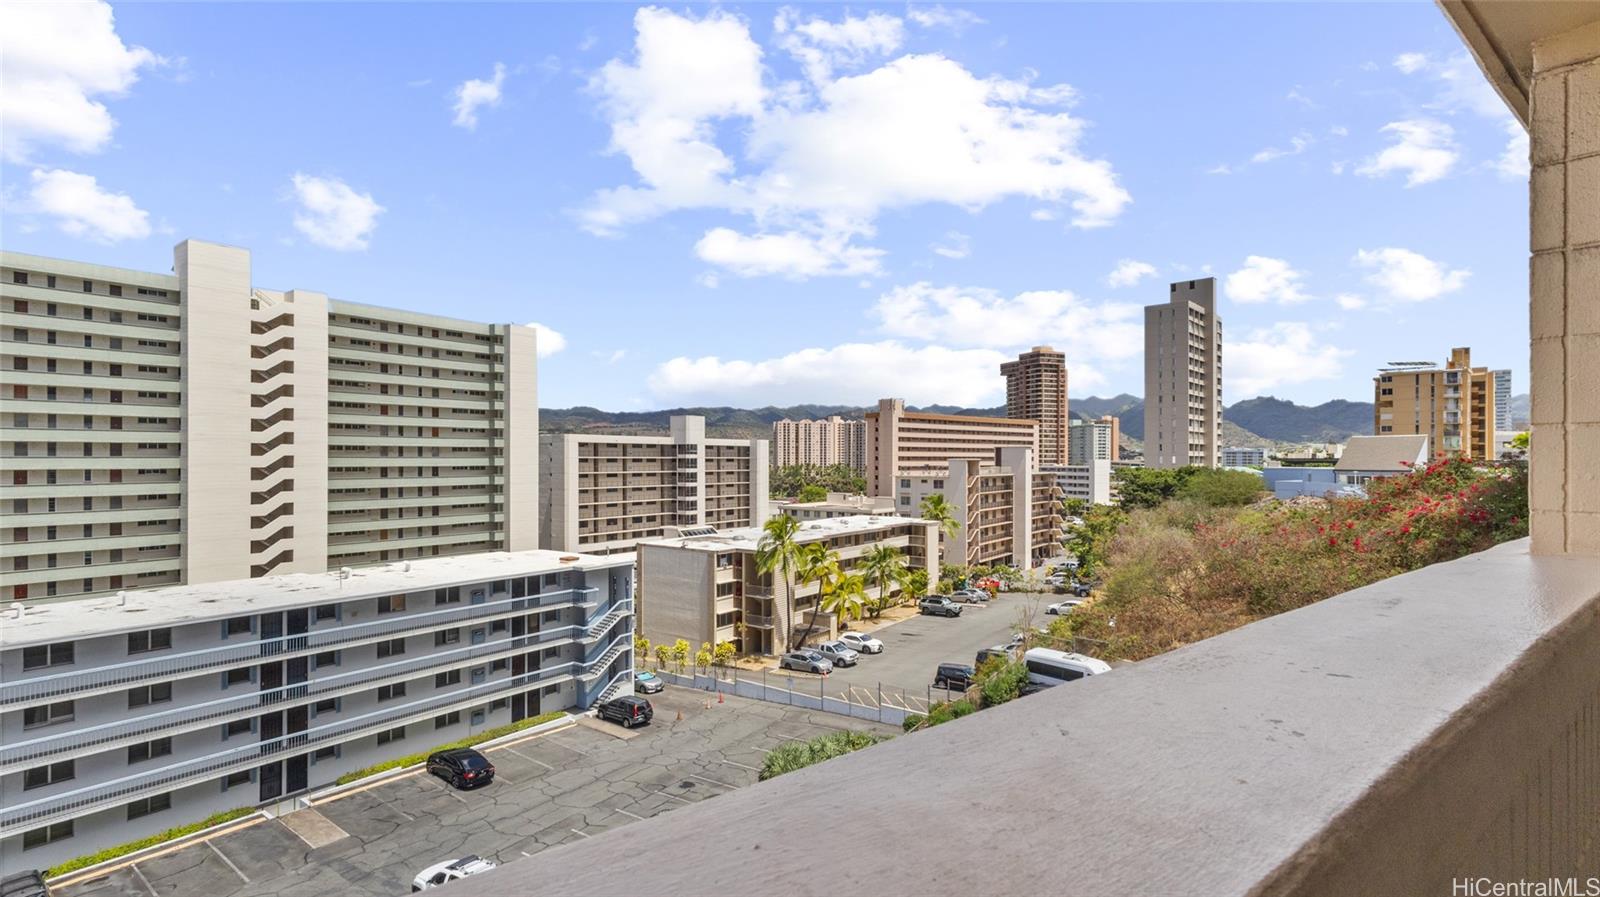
718,759 -> 760,772
688,773 -> 738,790
421,774 -> 473,806
129,863 -> 158,897
611,807 -> 645,821
207,840 -> 250,884
569,829 -> 591,838
502,746 -> 553,769
648,787 -> 695,805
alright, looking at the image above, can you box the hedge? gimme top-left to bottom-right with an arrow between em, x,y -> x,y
758,730 -> 888,781
334,710 -> 568,785
48,806 -> 255,878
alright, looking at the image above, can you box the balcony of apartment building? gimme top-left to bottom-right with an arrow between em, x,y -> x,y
478,8 -> 1600,895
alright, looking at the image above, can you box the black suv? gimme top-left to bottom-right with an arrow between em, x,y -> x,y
918,596 -> 962,618
426,748 -> 496,789
933,663 -> 976,690
597,695 -> 654,728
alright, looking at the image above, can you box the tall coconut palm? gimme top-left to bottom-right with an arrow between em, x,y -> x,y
819,570 -> 867,629
755,515 -> 804,655
858,545 -> 907,618
789,543 -> 839,650
920,493 -> 963,569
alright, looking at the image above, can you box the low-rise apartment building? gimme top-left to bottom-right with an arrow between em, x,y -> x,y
865,398 -> 1038,497
1374,348 -> 1497,459
895,447 -> 1062,568
1,243 -> 539,602
1221,446 -> 1267,467
637,515 -> 937,656
771,416 -> 867,472
539,416 -> 769,555
775,493 -> 896,521
0,550 -> 634,870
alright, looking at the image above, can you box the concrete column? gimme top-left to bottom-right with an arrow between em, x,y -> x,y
1529,21 -> 1600,554
503,324 -> 538,551
280,289 -> 329,573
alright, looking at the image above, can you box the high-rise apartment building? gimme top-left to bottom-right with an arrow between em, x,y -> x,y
770,416 -> 867,472
1492,369 -> 1513,433
1374,348 -> 1497,459
1001,346 -> 1068,465
1,243 -> 539,602
1067,415 -> 1121,464
865,398 -> 1038,497
1144,278 -> 1223,469
539,416 -> 769,555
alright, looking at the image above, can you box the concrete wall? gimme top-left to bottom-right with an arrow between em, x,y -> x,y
277,289 -> 330,574
504,324 -> 539,551
636,544 -> 712,651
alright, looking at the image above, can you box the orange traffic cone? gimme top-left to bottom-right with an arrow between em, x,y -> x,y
675,709 -> 683,721
717,691 -> 724,704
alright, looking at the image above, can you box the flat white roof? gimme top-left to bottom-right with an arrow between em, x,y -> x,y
640,514 -> 931,553
1,549 -> 630,648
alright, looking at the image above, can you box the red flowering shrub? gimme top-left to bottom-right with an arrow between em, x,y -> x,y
1052,457 -> 1527,661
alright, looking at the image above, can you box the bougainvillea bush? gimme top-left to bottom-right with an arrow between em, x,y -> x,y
1053,457 -> 1527,661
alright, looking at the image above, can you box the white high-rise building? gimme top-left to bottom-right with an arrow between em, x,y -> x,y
1,243 -> 540,603
771,416 -> 867,472
1144,278 -> 1223,469
1492,369 -> 1513,432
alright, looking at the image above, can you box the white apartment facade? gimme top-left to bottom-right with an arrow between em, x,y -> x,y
865,398 -> 1039,497
1043,459 -> 1113,506
0,550 -> 634,870
771,416 -> 867,472
1067,416 -> 1120,464
1144,279 -> 1223,469
1,243 -> 539,602
1221,447 -> 1267,467
894,447 -> 1062,569
539,416 -> 769,555
637,515 -> 937,656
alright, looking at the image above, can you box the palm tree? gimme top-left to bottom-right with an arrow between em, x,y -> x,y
788,543 -> 839,650
819,571 -> 867,629
755,515 -> 804,656
858,545 -> 907,618
920,493 -> 963,571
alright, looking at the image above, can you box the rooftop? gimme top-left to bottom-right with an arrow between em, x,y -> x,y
1,549 -> 629,649
639,514 -> 931,553
1334,434 -> 1430,473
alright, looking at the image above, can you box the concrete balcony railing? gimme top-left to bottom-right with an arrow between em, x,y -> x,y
465,539 -> 1600,896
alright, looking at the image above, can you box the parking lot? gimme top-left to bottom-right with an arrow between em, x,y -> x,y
55,689 -> 894,897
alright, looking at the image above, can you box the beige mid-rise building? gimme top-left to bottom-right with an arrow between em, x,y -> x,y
1374,347 -> 1497,460
539,416 -> 769,555
771,416 -> 867,472
1068,414 -> 1121,464
1,242 -> 538,603
865,398 -> 1038,497
1144,278 -> 1223,468
894,446 -> 1062,569
1001,346 -> 1069,465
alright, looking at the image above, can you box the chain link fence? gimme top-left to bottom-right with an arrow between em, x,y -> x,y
645,663 -> 967,728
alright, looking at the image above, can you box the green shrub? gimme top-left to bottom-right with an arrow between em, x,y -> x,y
334,710 -> 567,785
1180,469 -> 1266,507
976,658 -> 1028,708
48,807 -> 255,878
901,712 -> 926,732
758,729 -> 888,780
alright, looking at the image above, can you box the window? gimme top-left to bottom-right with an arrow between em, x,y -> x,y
313,698 -> 337,715
470,628 -> 487,645
109,284 -> 123,297
376,638 -> 406,658
22,701 -> 74,729
434,711 -> 461,729
12,271 -> 27,284
378,595 -> 406,614
490,619 -> 508,634
434,629 -> 460,647
81,280 -> 92,292
223,770 -> 252,790
434,669 -> 461,688
126,792 -> 171,820
490,658 -> 508,672
224,667 -> 252,687
542,684 -> 561,697
377,683 -> 406,701
313,651 -> 339,669
128,628 -> 172,654
490,698 -> 509,711
22,642 -> 73,670
23,760 -> 74,790
313,745 -> 339,762
470,709 -> 486,726
128,682 -> 172,708
314,604 -> 338,621
22,821 -> 72,851
224,718 -> 252,737
434,587 -> 461,605
127,737 -> 172,764
224,616 -> 252,636
376,726 -> 407,745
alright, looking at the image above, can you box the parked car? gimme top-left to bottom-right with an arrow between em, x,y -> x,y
918,596 -> 963,617
779,650 -> 834,674
1023,648 -> 1112,685
1045,574 -> 1069,588
837,631 -> 884,654
426,748 -> 496,789
633,670 -> 664,694
596,695 -> 654,728
952,588 -> 988,603
1045,599 -> 1084,616
1069,579 -> 1098,597
1018,681 -> 1057,697
974,645 -> 1018,668
813,641 -> 860,667
412,855 -> 497,891
933,663 -> 976,690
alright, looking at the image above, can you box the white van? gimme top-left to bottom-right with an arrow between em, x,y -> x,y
1023,648 -> 1111,685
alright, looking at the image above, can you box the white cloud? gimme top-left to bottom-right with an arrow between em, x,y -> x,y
1206,163 -> 1232,175
906,5 -> 985,32
1224,256 -> 1311,304
25,168 -> 150,242
289,174 -> 384,251
871,282 -> 1142,360
1335,293 -> 1367,310
1105,259 -> 1156,288
1228,323 -> 1353,397
1393,52 -> 1429,74
1285,86 -> 1317,108
695,271 -> 720,289
1356,119 -> 1458,186
774,8 -> 903,84
1353,247 -> 1470,302
524,322 -> 567,357
1330,160 -> 1347,175
649,341 -> 1010,406
1029,208 -> 1058,221
0,0 -> 161,163
582,7 -> 1129,276
606,349 -> 627,364
931,230 -> 970,259
1251,132 -> 1311,164
1494,117 -> 1529,179
452,63 -> 507,130
1329,125 -> 1349,137
694,227 -> 884,278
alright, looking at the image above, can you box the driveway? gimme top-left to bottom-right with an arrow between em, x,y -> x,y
54,688 -> 894,897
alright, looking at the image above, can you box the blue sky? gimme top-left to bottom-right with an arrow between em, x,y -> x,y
2,2 -> 1528,411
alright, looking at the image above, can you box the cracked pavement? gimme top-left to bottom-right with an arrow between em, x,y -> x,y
55,688 -> 895,897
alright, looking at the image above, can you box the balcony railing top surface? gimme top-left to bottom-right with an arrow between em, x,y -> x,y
453,538 -> 1600,896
